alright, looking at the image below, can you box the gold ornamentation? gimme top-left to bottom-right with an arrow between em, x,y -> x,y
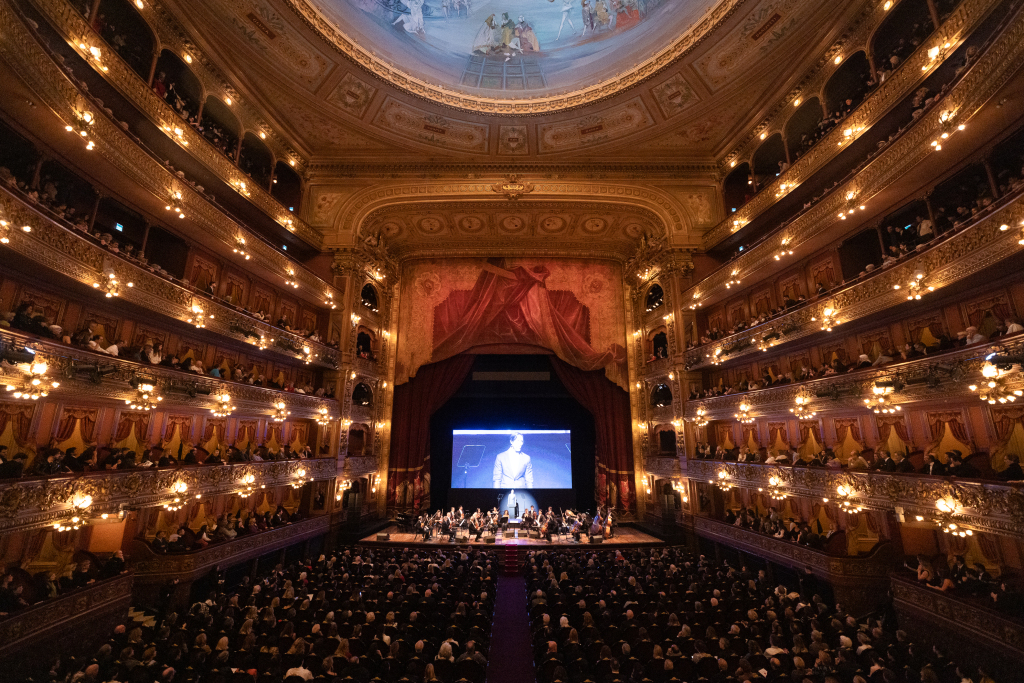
490,174 -> 535,201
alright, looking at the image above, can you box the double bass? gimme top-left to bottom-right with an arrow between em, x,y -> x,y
603,509 -> 613,539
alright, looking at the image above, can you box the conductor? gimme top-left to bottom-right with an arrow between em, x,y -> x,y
493,432 -> 534,488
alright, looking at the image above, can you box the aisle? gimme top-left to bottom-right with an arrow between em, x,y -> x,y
487,574 -> 535,683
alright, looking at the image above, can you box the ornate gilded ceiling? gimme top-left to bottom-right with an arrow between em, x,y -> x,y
161,0 -> 865,162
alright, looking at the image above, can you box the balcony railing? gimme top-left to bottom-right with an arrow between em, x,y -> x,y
0,572 -> 133,662
685,2 -> 1024,308
687,460 -> 1024,541
0,459 -> 337,534
0,185 -> 341,370
685,183 -> 1024,370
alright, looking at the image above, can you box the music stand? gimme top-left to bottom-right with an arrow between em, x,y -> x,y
456,444 -> 486,488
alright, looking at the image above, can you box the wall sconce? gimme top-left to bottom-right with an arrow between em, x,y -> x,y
271,400 -> 290,422
165,191 -> 186,219
93,271 -> 133,298
65,110 -> 95,138
325,293 -> 336,309
715,470 -> 733,491
693,406 -> 709,427
212,392 -> 235,417
725,269 -> 741,289
0,219 -> 32,244
837,191 -> 866,219
54,493 -> 93,532
161,122 -> 189,146
126,382 -> 162,411
316,405 -> 332,426
894,270 -> 934,300
187,303 -> 212,328
774,237 -> 794,260
791,394 -> 816,418
5,360 -> 59,400
285,269 -> 299,288
302,345 -> 315,364
292,468 -> 313,489
351,313 -> 361,327
931,108 -> 965,150
812,306 -> 839,331
239,473 -> 258,498
735,402 -> 754,424
233,236 -> 251,260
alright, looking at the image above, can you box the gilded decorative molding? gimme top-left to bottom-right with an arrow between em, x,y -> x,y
0,572 -> 133,658
890,576 -> 1024,659
0,4 -> 334,296
0,459 -> 337,535
691,1 -> 1024,293
307,162 -> 721,180
688,460 -> 1024,540
0,187 -> 341,369
283,0 -> 745,115
705,0 -> 1001,249
130,515 -> 330,580
685,190 -> 1024,370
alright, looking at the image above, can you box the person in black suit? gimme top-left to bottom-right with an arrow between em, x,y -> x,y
999,454 -> 1023,481
919,453 -> 947,476
893,451 -> 915,473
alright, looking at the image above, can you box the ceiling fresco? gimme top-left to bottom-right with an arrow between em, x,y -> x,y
305,0 -> 716,98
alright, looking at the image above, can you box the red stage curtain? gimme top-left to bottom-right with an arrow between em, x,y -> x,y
0,402 -> 34,447
550,357 -> 634,511
388,354 -> 476,506
430,260 -> 627,389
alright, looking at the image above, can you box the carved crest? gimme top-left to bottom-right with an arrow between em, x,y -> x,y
490,174 -> 535,201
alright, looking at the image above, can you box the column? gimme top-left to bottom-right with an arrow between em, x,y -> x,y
925,0 -> 942,30
983,158 -> 1001,199
88,193 -> 102,232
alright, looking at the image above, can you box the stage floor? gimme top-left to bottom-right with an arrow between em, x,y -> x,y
359,525 -> 664,548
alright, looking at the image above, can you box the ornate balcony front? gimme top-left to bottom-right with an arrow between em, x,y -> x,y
0,458 -> 337,534
687,459 -> 1024,541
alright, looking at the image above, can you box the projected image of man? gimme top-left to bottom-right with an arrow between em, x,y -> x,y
493,432 -> 534,488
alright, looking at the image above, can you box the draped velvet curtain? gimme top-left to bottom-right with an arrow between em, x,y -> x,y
834,418 -> 862,443
115,411 -> 150,441
0,402 -> 34,446
928,412 -> 970,442
876,415 -> 910,442
55,408 -> 97,442
388,354 -> 476,507
550,357 -> 634,511
992,406 -> 1024,441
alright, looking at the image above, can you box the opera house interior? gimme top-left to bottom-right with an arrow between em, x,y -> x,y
0,0 -> 1023,680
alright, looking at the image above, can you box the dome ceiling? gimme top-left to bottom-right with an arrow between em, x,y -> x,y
290,0 -> 725,112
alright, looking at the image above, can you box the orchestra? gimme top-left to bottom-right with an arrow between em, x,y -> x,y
408,505 -> 615,543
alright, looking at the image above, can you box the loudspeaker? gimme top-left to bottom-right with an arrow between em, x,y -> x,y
589,536 -> 603,543
376,532 -> 390,541
484,534 -> 496,544
529,530 -> 540,539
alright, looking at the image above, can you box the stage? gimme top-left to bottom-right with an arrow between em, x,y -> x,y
359,524 -> 664,548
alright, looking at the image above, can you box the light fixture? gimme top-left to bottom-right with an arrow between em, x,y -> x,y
693,406 -> 709,428
5,360 -> 59,400
54,494 -> 93,532
774,182 -> 796,199
811,306 -> 839,331
271,400 -> 290,422
281,216 -> 295,231
135,0 -> 144,8
225,96 -> 233,105
92,271 -> 132,298
292,468 -> 313,489
259,131 -> 267,139
253,335 -> 271,351
285,268 -> 299,288
791,394 -> 816,418
187,303 -> 212,328
735,402 -> 754,424
316,405 -> 332,426
65,110 -> 95,138
894,270 -> 935,300
774,237 -> 794,260
165,191 -> 185,219
302,345 -> 315,364
834,54 -> 842,64
931,109 -> 965,150
233,179 -> 250,197
183,52 -> 193,64
793,98 -> 801,107
759,132 -> 766,140
162,122 -> 189,146
765,474 -> 787,501
715,470 -> 733,491
831,483 -> 864,513
970,362 -> 1023,404
163,481 -> 188,512
0,219 -> 32,244
233,236 -> 251,260
126,382 -> 163,411
725,269 -> 741,289
238,473 -> 258,498
883,0 -> 892,9
212,392 -> 235,417
325,293 -> 336,309
351,313 -> 361,327
932,498 -> 973,537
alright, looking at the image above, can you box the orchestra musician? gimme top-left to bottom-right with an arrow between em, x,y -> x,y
467,510 -> 483,541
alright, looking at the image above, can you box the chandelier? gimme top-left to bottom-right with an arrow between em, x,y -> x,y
760,474 -> 787,501
916,498 -> 973,537
725,269 -> 741,289
5,360 -> 59,400
0,219 -> 31,244
302,345 -> 315,364
969,361 -> 1023,404
812,306 -> 840,332
893,271 -> 935,300
735,402 -> 754,424
693,407 -> 709,427
212,392 -> 235,417
238,473 -> 261,498
165,191 -> 186,219
292,467 -> 313,489
791,394 -> 816,418
315,405 -> 332,426
65,109 -> 96,150
126,382 -> 162,411
93,271 -> 133,298
233,236 -> 251,260
325,293 -> 336,309
773,238 -> 794,261
864,383 -> 900,413
271,400 -> 290,422
712,470 -> 733,491
163,481 -> 189,512
187,303 -> 212,328
285,268 -> 299,288
824,483 -> 864,513
53,494 -> 92,532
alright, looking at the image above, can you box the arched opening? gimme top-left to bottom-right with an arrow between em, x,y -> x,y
271,161 -> 302,210
352,382 -> 373,407
239,132 -> 273,188
723,162 -> 754,213
650,331 -> 668,360
95,0 -> 156,79
870,0 -> 933,78
361,283 -> 380,312
751,133 -> 788,184
785,97 -> 825,161
650,383 -> 672,407
341,478 -> 363,509
356,331 -> 376,360
657,428 -> 677,456
0,119 -> 40,184
347,425 -> 369,457
199,96 -> 240,160
152,50 -> 203,120
823,51 -> 872,116
645,283 -> 664,312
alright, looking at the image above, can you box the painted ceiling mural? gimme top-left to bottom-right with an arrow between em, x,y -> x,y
306,0 -> 716,96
